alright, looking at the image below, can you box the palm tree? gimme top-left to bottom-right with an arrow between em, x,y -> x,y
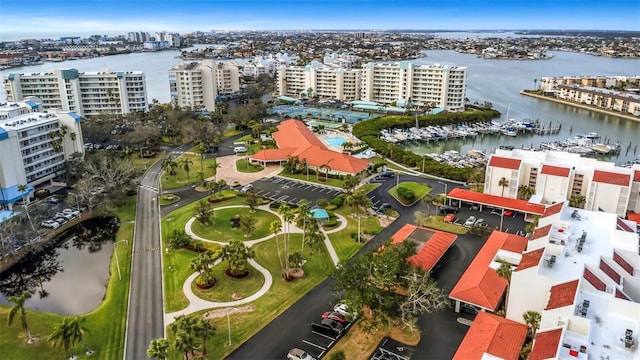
467,169 -> 485,192
496,260 -> 513,311
221,240 -> 255,277
319,162 -> 332,182
533,78 -> 538,90
305,222 -> 324,255
569,194 -> 586,208
270,220 -> 285,271
48,317 -> 76,359
278,204 -> 295,271
69,132 -> 77,153
16,184 -> 35,232
161,158 -> 177,176
190,251 -> 217,286
195,170 -> 205,185
8,291 -> 34,344
346,189 -> 371,243
208,159 -> 221,182
422,193 -> 434,216
173,332 -> 196,360
498,177 -> 509,197
522,310 -> 541,338
69,316 -> 92,355
193,319 -> 216,356
194,142 -> 207,174
517,185 -> 534,200
147,338 -> 169,359
297,200 -> 310,253
179,158 -> 194,184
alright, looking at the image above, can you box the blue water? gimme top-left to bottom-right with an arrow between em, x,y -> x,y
325,137 -> 347,147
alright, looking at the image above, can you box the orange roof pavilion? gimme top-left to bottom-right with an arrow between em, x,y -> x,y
453,312 -> 528,360
391,224 -> 457,271
447,188 -> 547,216
250,119 -> 369,175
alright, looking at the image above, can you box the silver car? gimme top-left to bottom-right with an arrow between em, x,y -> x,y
287,348 -> 316,360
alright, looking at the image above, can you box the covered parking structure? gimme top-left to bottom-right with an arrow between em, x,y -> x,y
446,188 -> 546,221
391,224 -> 457,272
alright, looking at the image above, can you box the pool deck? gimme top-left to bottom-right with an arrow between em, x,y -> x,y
318,131 -> 359,151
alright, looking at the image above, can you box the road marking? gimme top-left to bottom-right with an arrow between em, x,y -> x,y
288,197 -> 297,203
311,331 -> 337,341
140,185 -> 158,193
303,340 -> 327,350
135,247 -> 160,254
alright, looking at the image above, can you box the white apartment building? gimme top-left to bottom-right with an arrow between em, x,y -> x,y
555,84 -> 640,116
276,61 -> 467,112
0,110 -> 84,209
143,41 -> 169,51
169,60 -> 240,111
0,97 -> 41,119
2,69 -> 148,117
508,203 -> 639,359
484,149 -> 640,216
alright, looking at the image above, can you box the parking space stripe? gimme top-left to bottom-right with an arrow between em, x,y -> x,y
302,340 -> 326,350
311,332 -> 337,341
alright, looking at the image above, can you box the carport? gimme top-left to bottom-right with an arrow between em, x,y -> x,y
391,224 -> 457,272
446,188 -> 546,221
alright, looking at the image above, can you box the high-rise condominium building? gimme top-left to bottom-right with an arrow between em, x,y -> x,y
169,60 -> 239,111
276,60 -> 467,112
0,109 -> 84,209
2,69 -> 148,117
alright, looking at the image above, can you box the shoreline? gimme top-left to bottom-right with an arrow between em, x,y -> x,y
520,91 -> 640,123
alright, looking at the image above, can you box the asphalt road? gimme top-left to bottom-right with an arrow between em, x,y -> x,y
124,143 -> 192,360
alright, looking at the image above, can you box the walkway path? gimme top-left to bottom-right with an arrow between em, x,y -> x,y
165,203 -> 349,325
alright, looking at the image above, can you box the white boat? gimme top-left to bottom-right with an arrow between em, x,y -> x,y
591,143 -> 610,154
501,128 -> 517,136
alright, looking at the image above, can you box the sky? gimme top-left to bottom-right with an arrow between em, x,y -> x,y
1,0 -> 639,41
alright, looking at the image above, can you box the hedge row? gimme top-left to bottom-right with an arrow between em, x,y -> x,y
353,109 -> 500,182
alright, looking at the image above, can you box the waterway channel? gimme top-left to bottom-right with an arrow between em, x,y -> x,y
0,217 -> 119,315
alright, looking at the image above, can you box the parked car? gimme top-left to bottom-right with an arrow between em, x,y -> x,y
333,303 -> 357,319
443,214 -> 455,223
376,203 -> 391,214
439,206 -> 459,214
240,184 -> 254,193
56,212 -> 74,220
380,171 -> 395,178
62,208 -> 80,217
40,220 -> 61,229
318,318 -> 344,336
233,146 -> 247,153
322,311 -> 347,324
287,348 -> 316,360
45,196 -> 60,204
460,303 -> 480,315
53,217 -> 68,226
231,181 -> 241,188
504,210 -> 515,217
475,218 -> 485,226
464,216 -> 477,227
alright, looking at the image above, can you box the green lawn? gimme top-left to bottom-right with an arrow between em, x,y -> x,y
161,153 -> 222,190
190,208 -> 280,242
416,215 -> 469,235
0,195 -> 137,360
191,263 -> 264,302
160,193 -> 180,206
369,156 -> 404,172
361,183 -> 381,194
388,182 -> 431,206
328,206 -> 384,262
131,153 -> 163,173
235,159 -> 264,173
280,171 -> 346,188
166,233 -> 335,359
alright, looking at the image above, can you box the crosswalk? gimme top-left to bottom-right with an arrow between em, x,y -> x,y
139,184 -> 158,193
134,247 -> 160,254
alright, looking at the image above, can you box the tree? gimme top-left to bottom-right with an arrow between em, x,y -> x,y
239,214 -> 257,237
190,250 -> 217,286
297,200 -> 311,253
517,185 -> 534,200
270,220 -> 285,271
173,332 -> 196,360
7,291 -> 34,343
341,175 -> 360,195
48,317 -> 76,358
168,229 -> 191,249
161,158 -> 177,176
569,194 -> 586,208
399,270 -> 450,331
17,184 -> 35,232
421,193 -> 434,216
244,189 -> 260,212
208,159 -> 221,182
346,189 -> 372,243
522,310 -> 541,338
193,319 -> 216,356
498,177 -> 509,197
194,142 -> 207,174
305,220 -> 324,256
467,169 -> 485,192
533,78 -> 538,90
221,240 -> 255,277
278,204 -> 295,272
288,251 -> 303,271
179,158 -> 194,184
69,316 -> 92,355
69,132 -> 77,153
193,201 -> 214,225
496,259 -> 513,310
319,162 -> 332,182
147,338 -> 170,360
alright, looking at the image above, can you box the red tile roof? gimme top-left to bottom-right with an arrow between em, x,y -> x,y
391,224 -> 457,271
449,231 -> 528,311
250,119 -> 369,175
541,164 -> 571,177
545,279 -> 579,310
488,156 -> 522,170
592,170 -> 631,186
529,328 -> 563,360
634,170 -> 640,183
542,201 -> 564,218
531,224 -> 552,240
516,248 -> 545,271
447,188 -> 546,215
628,212 -> 640,223
453,312 -> 528,360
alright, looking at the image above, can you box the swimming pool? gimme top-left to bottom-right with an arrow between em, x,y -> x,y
325,137 -> 347,147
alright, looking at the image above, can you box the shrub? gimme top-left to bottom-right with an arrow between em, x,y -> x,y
269,201 -> 282,209
323,218 -> 339,228
330,194 -> 344,208
325,204 -> 338,211
397,186 -> 415,201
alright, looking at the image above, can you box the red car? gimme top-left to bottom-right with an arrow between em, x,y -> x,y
504,210 -> 514,217
444,213 -> 455,223
322,311 -> 347,323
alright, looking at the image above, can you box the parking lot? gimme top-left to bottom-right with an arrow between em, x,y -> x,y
291,313 -> 355,359
252,177 -> 343,206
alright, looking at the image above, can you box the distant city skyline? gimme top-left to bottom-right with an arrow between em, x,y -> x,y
1,0 -> 639,41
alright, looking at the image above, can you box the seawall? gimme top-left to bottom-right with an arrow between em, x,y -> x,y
520,91 -> 640,123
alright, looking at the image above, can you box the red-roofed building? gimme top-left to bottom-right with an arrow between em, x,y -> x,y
516,248 -> 545,271
541,164 -> 571,177
529,328 -> 563,360
545,279 -> 579,310
531,224 -> 552,240
485,155 -> 523,198
488,156 -> 523,170
592,170 -> 631,186
542,201 -> 564,218
250,119 -> 369,175
449,231 -> 528,312
447,188 -> 546,216
585,169 -> 633,215
391,224 -> 457,271
453,312 -> 528,360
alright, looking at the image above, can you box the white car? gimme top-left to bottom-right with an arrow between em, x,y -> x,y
40,220 -> 61,229
475,218 -> 485,226
333,303 -> 357,320
62,208 -> 80,217
464,216 -> 477,227
240,184 -> 254,193
287,348 -> 315,360
56,212 -> 75,220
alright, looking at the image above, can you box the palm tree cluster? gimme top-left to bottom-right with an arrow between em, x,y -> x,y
346,189 -> 372,243
190,250 -> 218,287
47,316 -> 92,358
221,240 -> 255,277
162,315 -> 216,360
